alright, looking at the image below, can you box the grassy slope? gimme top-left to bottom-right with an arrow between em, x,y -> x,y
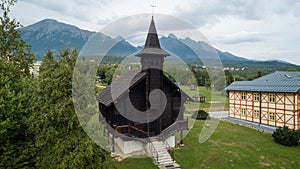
115,120 -> 300,168
114,157 -> 158,169
180,85 -> 228,112
172,120 -> 300,169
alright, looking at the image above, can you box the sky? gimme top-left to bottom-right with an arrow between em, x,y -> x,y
9,0 -> 300,65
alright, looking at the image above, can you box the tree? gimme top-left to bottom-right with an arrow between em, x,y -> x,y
0,0 -> 36,167
287,68 -> 297,72
256,70 -> 262,78
31,49 -> 115,168
0,0 -> 35,77
0,1 -> 114,167
226,70 -> 234,86
272,126 -> 300,146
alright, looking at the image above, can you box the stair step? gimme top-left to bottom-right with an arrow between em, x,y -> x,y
158,157 -> 173,161
160,161 -> 175,165
158,155 -> 172,158
158,153 -> 170,157
148,139 -> 180,168
158,157 -> 172,161
157,149 -> 168,153
158,154 -> 171,157
159,160 -> 174,164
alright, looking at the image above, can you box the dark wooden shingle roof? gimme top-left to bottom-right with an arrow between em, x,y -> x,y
97,69 -> 193,106
97,70 -> 146,106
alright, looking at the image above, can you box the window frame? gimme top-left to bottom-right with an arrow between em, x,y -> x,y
253,93 -> 260,102
241,108 -> 246,116
253,110 -> 260,119
269,93 -> 276,103
241,92 -> 246,100
268,111 -> 276,121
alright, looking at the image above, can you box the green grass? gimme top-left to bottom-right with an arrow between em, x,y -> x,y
115,120 -> 300,169
173,120 -> 300,169
114,157 -> 158,169
180,85 -> 228,111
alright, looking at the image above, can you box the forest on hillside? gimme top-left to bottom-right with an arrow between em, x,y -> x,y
97,55 -> 298,92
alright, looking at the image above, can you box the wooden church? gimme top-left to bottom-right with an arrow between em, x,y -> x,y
97,17 -> 190,154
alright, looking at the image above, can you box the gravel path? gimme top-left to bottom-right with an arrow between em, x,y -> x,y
208,111 -> 277,133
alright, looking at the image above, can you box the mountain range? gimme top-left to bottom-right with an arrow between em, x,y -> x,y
20,19 -> 299,70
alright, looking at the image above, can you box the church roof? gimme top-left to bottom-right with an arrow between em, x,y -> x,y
136,17 -> 170,57
97,70 -> 146,106
224,71 -> 300,93
97,69 -> 193,106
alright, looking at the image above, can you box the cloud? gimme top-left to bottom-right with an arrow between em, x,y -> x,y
216,31 -> 263,44
174,0 -> 300,27
9,0 -> 300,65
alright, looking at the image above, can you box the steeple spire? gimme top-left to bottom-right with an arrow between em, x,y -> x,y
136,17 -> 169,56
144,17 -> 160,48
135,17 -> 170,70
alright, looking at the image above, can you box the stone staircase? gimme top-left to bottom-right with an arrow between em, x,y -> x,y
148,138 -> 180,169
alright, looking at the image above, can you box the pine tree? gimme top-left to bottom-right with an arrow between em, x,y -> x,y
0,0 -> 36,167
0,0 -> 35,77
31,49 -> 114,168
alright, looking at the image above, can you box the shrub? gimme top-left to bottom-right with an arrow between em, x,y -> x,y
192,110 -> 209,120
272,126 -> 300,146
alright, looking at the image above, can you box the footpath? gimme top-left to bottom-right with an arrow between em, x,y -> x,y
208,111 -> 277,133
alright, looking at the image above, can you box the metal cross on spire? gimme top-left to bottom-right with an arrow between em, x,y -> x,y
150,0 -> 156,17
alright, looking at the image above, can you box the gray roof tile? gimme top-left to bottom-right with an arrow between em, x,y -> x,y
224,71 -> 300,93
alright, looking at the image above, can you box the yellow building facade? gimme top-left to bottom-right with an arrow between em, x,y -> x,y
225,71 -> 300,130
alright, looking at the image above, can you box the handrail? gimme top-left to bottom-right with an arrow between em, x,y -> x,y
115,125 -> 148,137
164,139 -> 174,160
148,141 -> 159,163
161,119 -> 189,140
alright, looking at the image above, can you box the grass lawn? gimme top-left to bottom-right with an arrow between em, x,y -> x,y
115,120 -> 300,169
173,120 -> 300,169
180,85 -> 228,112
114,157 -> 158,169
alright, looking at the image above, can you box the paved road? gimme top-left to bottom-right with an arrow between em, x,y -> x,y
208,111 -> 277,133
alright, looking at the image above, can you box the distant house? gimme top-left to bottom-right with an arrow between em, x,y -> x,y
225,71 -> 300,130
29,61 -> 42,77
193,93 -> 205,103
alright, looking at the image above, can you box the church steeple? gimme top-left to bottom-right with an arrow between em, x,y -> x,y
136,17 -> 170,70
144,16 -> 160,48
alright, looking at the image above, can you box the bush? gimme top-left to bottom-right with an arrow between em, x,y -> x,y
192,110 -> 209,120
272,126 -> 300,146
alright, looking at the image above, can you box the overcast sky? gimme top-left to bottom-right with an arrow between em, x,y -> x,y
10,0 -> 300,65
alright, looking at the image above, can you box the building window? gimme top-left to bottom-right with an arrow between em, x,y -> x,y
241,92 -> 246,100
269,93 -> 276,103
253,110 -> 260,119
241,108 -> 246,116
254,93 -> 260,102
269,112 -> 276,121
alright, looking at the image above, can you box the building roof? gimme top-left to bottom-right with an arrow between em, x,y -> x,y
97,70 -> 146,106
193,93 -> 205,98
224,71 -> 300,93
136,17 -> 170,57
97,69 -> 193,106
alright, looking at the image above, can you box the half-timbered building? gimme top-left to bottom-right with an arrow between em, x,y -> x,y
225,71 -> 300,130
